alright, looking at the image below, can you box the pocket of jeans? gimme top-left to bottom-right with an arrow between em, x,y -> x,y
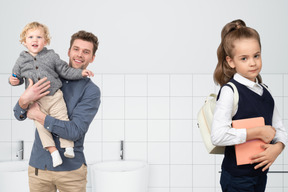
78,164 -> 87,179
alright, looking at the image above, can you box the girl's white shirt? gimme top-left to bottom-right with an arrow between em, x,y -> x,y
211,73 -> 287,146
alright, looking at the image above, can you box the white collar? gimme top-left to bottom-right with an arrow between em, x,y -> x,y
233,73 -> 263,90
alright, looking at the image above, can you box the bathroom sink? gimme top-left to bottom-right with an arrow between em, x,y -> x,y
93,160 -> 148,172
0,160 -> 29,192
91,160 -> 149,192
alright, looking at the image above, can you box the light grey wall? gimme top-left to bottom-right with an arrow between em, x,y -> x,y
0,1 -> 288,191
1,0 -> 287,74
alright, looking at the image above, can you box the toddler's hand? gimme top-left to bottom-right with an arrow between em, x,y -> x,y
82,69 -> 94,77
9,74 -> 20,85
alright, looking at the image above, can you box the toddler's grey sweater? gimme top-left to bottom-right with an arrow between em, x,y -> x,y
12,47 -> 83,95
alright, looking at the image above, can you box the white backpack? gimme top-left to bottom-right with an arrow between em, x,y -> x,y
197,82 -> 239,154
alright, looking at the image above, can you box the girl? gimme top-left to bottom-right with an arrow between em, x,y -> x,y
211,19 -> 287,191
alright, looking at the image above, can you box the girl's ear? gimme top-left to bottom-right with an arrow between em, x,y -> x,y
226,56 -> 235,68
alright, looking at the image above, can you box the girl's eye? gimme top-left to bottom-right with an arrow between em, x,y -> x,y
241,57 -> 247,61
254,54 -> 259,58
37,36 -> 42,39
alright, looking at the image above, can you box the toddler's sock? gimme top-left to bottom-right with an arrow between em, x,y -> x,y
51,150 -> 63,167
64,147 -> 75,158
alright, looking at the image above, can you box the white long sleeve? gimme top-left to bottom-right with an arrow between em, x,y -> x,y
211,85 -> 246,146
211,73 -> 287,147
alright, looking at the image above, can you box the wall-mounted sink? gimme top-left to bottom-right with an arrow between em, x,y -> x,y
0,160 -> 29,192
91,160 -> 149,192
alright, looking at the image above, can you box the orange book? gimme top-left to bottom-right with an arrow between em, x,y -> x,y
232,117 -> 265,165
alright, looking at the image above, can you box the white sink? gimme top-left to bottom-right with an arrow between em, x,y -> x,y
91,160 -> 149,192
0,160 -> 29,192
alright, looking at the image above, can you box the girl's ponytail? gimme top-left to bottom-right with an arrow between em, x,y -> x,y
214,19 -> 262,86
214,41 -> 236,86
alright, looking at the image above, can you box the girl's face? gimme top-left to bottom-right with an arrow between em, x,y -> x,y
24,28 -> 47,56
226,38 -> 262,82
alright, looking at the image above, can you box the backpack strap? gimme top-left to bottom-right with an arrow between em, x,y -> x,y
227,82 -> 239,117
260,83 -> 271,93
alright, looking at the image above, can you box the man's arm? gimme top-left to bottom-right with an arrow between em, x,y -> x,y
28,83 -> 101,141
27,102 -> 46,124
14,78 -> 50,120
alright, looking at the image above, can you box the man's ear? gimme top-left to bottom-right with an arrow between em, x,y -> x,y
226,56 -> 235,68
90,55 -> 95,63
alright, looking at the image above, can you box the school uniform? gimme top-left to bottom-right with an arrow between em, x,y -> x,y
211,73 -> 287,191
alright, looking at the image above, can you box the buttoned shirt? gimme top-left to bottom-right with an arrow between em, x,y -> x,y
14,78 -> 101,171
211,73 -> 287,146
12,47 -> 83,95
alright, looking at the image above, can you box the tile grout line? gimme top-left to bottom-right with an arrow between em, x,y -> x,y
10,82 -> 13,161
191,74 -> 194,192
169,74 -> 171,192
146,74 -> 149,165
101,74 -> 104,162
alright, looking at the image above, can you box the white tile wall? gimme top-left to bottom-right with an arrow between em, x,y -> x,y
125,120 -> 147,141
1,73 -> 288,191
170,165 -> 193,187
170,75 -> 193,96
125,74 -> 147,96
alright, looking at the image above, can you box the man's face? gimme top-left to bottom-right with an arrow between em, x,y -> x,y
68,39 -> 95,69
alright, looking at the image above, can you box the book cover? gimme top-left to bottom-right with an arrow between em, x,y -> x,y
232,117 -> 265,165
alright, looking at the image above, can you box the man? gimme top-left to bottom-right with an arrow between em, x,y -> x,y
13,30 -> 101,192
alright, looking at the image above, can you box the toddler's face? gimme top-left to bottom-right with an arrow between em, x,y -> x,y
24,28 -> 47,56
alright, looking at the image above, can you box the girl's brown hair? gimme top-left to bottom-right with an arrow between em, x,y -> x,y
213,19 -> 262,86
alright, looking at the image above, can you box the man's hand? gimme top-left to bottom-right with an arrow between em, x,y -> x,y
19,78 -> 50,109
27,102 -> 46,125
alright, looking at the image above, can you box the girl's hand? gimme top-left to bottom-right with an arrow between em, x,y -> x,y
260,125 -> 276,143
82,69 -> 94,77
246,125 -> 275,143
250,142 -> 284,172
9,74 -> 20,85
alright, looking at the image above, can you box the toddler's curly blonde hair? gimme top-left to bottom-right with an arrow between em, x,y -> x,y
20,22 -> 51,45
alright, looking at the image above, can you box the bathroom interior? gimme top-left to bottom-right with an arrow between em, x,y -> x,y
0,0 -> 287,191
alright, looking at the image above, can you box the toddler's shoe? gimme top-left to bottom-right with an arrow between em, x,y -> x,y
51,150 -> 63,167
64,147 -> 75,158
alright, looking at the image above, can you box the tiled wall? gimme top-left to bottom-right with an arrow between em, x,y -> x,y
1,73 -> 287,191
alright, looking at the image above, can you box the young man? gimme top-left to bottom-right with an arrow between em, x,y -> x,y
13,30 -> 101,192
